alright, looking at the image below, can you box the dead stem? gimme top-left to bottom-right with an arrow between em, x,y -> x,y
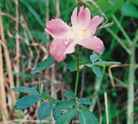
0,17 -> 8,122
0,42 -> 8,122
0,42 -> 16,105
14,0 -> 20,87
0,14 -> 17,121
0,12 -> 17,22
0,15 -> 16,106
108,64 -> 129,87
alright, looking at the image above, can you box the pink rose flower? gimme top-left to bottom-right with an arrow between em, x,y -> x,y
45,6 -> 104,62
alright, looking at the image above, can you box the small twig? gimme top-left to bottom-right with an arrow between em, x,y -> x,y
133,30 -> 138,43
0,12 -> 17,22
108,64 -> 128,87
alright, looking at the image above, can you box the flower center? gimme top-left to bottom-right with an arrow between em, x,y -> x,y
67,26 -> 91,43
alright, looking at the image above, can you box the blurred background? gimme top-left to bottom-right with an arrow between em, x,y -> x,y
0,0 -> 138,123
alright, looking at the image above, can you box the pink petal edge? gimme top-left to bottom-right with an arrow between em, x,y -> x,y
49,39 -> 67,62
71,7 -> 91,27
71,7 -> 78,26
49,39 -> 75,62
46,18 -> 69,38
64,42 -> 76,54
78,36 -> 104,53
88,16 -> 104,34
78,7 -> 91,26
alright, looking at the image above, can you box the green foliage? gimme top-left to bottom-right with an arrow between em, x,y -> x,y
37,102 -> 52,120
31,30 -> 48,44
13,86 -> 39,95
56,109 -> 77,124
79,98 -> 93,106
87,0 -> 124,17
64,90 -> 76,99
66,55 -> 90,71
90,53 -> 104,78
56,99 -> 75,110
129,0 -> 138,5
16,95 -> 41,109
90,53 -> 102,64
15,88 -> 98,123
1,0 -> 138,123
20,0 -> 45,27
60,0 -> 76,21
54,93 -> 98,124
121,2 -> 138,18
79,109 -> 98,124
32,56 -> 54,74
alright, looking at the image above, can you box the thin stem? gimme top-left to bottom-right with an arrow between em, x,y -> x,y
106,28 -> 131,54
90,76 -> 103,111
55,0 -> 60,17
15,0 -> 20,87
127,44 -> 135,124
90,67 -> 104,111
89,0 -> 108,20
80,70 -> 85,97
104,92 -> 109,124
75,49 -> 80,96
112,15 -> 131,45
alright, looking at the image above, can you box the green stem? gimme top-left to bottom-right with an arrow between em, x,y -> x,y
90,67 -> 104,111
112,15 -> 131,45
127,44 -> 135,124
75,49 -> 80,96
106,28 -> 131,54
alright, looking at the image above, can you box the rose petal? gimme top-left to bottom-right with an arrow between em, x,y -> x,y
71,7 -> 91,27
78,7 -> 91,26
46,18 -> 69,38
64,42 -> 76,54
49,39 -> 67,62
78,36 -> 104,53
88,16 -> 104,34
49,39 -> 75,62
71,7 -> 78,26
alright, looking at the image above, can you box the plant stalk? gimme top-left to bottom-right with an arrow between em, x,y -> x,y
75,49 -> 80,96
0,14 -> 9,122
90,75 -> 103,111
104,92 -> 109,124
127,44 -> 135,124
112,15 -> 131,45
15,0 -> 20,87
